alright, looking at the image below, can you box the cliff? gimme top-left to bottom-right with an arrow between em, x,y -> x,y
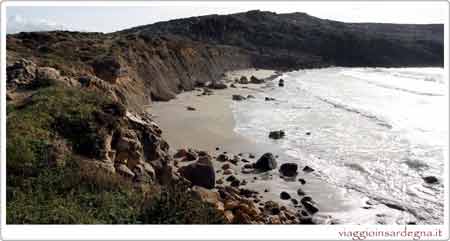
7,10 -> 444,112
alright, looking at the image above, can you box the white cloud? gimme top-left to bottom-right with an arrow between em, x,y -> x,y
7,14 -> 75,34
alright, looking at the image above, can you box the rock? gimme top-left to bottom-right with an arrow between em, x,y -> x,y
239,76 -> 249,84
224,200 -> 240,210
302,166 -> 315,173
192,185 -> 220,205
268,216 -> 281,224
208,81 -> 228,89
305,132 -> 311,136
254,153 -> 277,171
230,84 -> 237,88
243,163 -> 253,169
266,204 -> 280,215
278,78 -> 284,87
216,179 -> 224,185
179,160 -> 215,189
241,158 -> 249,163
230,155 -> 240,165
234,209 -> 252,224
280,191 -> 291,200
224,210 -> 235,223
264,188 -> 269,193
250,75 -> 264,84
173,149 -> 188,158
232,94 -> 246,101
133,164 -> 154,183
230,180 -> 240,187
241,167 -> 253,174
222,163 -> 231,170
226,175 -> 238,182
291,198 -> 298,205
240,202 -> 261,217
223,169 -> 232,175
301,197 -> 319,214
202,88 -> 214,95
116,164 -> 135,178
35,67 -> 62,85
269,130 -> 285,139
240,180 -> 247,186
186,106 -> 196,111
246,95 -> 255,99
297,188 -> 306,196
298,178 -> 306,184
215,147 -> 220,151
249,154 -> 255,159
216,154 -> 229,162
279,163 -> 298,177
265,97 -> 276,101
7,58 -> 37,88
423,176 -> 439,184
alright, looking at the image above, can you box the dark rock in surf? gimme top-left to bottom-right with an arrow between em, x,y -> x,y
269,130 -> 285,139
278,78 -> 284,87
254,153 -> 277,171
279,163 -> 298,177
302,166 -> 315,173
423,176 -> 439,184
232,94 -> 246,101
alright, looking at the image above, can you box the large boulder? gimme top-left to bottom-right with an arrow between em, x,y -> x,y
278,78 -> 284,87
254,153 -> 277,171
279,163 -> 298,177
179,160 -> 215,189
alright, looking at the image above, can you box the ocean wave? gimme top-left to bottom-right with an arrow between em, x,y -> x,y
315,96 -> 393,128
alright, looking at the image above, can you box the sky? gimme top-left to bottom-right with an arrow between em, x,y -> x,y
5,1 -> 448,34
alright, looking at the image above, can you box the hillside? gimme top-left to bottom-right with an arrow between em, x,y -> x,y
7,10 -> 444,112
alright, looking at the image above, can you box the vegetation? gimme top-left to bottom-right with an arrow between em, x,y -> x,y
6,85 -> 224,224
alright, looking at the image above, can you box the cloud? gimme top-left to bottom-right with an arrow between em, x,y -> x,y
7,14 -> 75,34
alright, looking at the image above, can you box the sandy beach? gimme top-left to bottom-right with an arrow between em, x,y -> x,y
150,68 -> 279,154
150,68 -> 357,223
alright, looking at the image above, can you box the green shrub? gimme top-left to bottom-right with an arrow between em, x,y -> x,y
140,183 -> 225,224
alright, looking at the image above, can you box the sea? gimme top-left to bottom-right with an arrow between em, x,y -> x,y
231,67 -> 447,224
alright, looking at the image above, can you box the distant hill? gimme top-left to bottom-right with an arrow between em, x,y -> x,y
7,10 -> 444,109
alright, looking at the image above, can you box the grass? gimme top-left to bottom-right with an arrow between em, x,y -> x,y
6,85 -> 225,224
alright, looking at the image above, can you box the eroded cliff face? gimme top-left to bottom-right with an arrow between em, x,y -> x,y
7,11 -> 443,113
7,32 -> 253,112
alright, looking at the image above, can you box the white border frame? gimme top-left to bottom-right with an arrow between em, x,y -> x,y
1,1 -> 449,240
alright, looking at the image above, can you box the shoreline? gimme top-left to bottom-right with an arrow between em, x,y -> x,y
150,67 -> 423,224
150,68 -> 354,224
